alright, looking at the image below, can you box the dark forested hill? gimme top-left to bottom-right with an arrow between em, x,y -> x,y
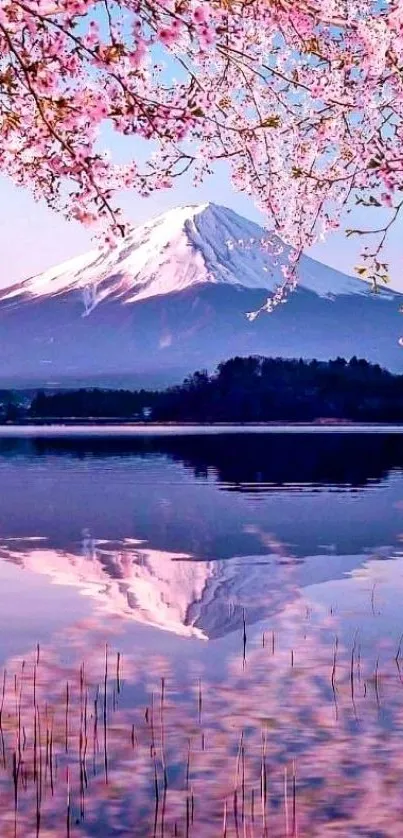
28,355 -> 403,423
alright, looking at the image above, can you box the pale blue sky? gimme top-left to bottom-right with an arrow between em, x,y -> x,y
0,152 -> 402,290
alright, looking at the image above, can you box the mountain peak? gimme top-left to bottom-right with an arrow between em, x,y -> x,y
0,202 -> 396,313
0,202 -> 402,385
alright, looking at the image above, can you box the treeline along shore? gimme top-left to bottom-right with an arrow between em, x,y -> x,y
3,355 -> 403,424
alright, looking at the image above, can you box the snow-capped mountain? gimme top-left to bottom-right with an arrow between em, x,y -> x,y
0,202 -> 402,386
0,203 -> 371,307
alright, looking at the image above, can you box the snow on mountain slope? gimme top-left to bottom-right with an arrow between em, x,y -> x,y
1,201 -> 402,386
0,203 -> 384,311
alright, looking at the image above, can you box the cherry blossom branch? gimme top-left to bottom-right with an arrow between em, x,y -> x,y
0,0 -> 402,276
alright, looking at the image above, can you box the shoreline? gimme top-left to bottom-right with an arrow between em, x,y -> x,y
0,417 -> 397,427
0,421 -> 403,436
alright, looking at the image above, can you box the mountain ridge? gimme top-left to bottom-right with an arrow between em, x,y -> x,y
0,203 -> 393,309
0,202 -> 402,386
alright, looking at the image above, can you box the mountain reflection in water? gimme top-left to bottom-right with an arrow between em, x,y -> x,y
0,538 -> 296,640
0,433 -> 403,835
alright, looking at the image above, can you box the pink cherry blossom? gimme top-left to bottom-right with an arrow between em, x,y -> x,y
0,0 -> 402,305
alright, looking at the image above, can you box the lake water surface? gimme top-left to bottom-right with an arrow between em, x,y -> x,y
1,432 -> 403,836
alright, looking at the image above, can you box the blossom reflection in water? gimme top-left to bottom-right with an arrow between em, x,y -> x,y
0,596 -> 403,837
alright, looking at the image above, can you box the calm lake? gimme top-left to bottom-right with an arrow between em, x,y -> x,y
1,431 -> 403,836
